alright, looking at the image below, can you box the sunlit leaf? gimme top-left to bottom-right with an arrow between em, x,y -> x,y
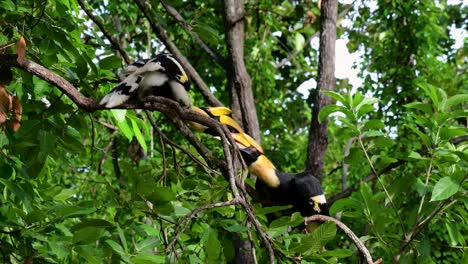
430,177 -> 460,201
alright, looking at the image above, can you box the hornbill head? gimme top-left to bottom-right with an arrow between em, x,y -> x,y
239,146 -> 328,217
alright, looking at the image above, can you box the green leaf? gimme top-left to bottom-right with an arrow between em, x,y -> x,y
289,233 -> 321,254
202,228 -> 220,261
322,90 -> 347,105
269,213 -> 303,228
105,239 -> 126,256
319,105 -> 347,122
71,219 -> 114,232
54,205 -> 96,218
111,109 -> 127,122
132,253 -> 166,264
430,177 -> 460,202
112,110 -> 133,141
54,188 -> 76,201
117,224 -> 128,253
445,222 -> 460,246
294,32 -> 305,51
404,102 -> 433,115
356,104 -> 375,118
145,187 -> 176,205
131,119 -> 147,152
312,221 -> 337,246
99,55 -> 123,70
406,124 -> 431,147
320,248 -> 354,258
413,178 -> 433,196
73,227 -> 105,244
254,205 -> 292,215
0,0 -> 15,11
444,94 -> 468,110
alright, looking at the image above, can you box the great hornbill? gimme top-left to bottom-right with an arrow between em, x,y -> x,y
239,146 -> 329,217
192,107 -> 329,217
100,53 -> 191,108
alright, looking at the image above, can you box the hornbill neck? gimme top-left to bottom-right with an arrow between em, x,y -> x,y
249,155 -> 280,188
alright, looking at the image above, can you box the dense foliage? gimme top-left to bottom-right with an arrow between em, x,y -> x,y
0,0 -> 466,263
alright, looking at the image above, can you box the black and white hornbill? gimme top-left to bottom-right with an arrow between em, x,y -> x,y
239,146 -> 329,217
100,53 -> 191,108
191,107 -> 329,217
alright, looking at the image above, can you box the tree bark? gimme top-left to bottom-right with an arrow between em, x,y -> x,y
223,0 -> 261,142
306,0 -> 338,180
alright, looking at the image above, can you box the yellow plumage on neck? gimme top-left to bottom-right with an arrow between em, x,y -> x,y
249,155 -> 280,188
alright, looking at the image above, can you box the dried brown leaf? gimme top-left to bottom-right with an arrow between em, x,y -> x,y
12,95 -> 22,120
16,36 -> 26,64
9,119 -> 21,132
0,85 -> 12,125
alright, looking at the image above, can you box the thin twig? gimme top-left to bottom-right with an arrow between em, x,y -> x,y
160,0 -> 226,66
77,0 -> 131,64
98,131 -> 118,174
165,199 -> 241,252
358,136 -> 405,233
145,111 -> 168,179
275,5 -> 351,69
133,0 -> 223,107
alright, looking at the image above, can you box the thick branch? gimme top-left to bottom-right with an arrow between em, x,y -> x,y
133,0 -> 222,107
223,0 -> 260,142
1,55 -> 99,110
306,0 -> 338,179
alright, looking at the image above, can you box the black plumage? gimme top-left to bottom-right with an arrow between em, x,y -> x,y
239,146 -> 329,217
100,54 -> 191,108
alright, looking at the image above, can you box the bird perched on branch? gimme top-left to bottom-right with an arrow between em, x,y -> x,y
239,146 -> 329,217
100,54 -> 191,108
192,107 -> 328,217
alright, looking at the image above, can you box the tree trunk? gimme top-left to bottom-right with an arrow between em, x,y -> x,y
306,0 -> 338,180
223,0 -> 261,142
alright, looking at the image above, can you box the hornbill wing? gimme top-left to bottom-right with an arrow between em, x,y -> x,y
100,73 -> 145,108
100,54 -> 191,108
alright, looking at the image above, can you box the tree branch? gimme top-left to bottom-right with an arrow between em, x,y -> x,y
275,5 -> 351,69
160,1 -> 226,67
306,0 -> 338,179
1,54 -> 275,263
223,0 -> 261,142
77,0 -> 131,64
133,0 -> 222,107
165,199 -> 241,252
305,215 -> 382,264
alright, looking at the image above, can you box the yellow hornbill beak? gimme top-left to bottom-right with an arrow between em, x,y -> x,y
178,73 -> 189,84
309,194 -> 328,215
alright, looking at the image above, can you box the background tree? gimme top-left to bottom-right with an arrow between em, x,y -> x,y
0,0 -> 466,263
